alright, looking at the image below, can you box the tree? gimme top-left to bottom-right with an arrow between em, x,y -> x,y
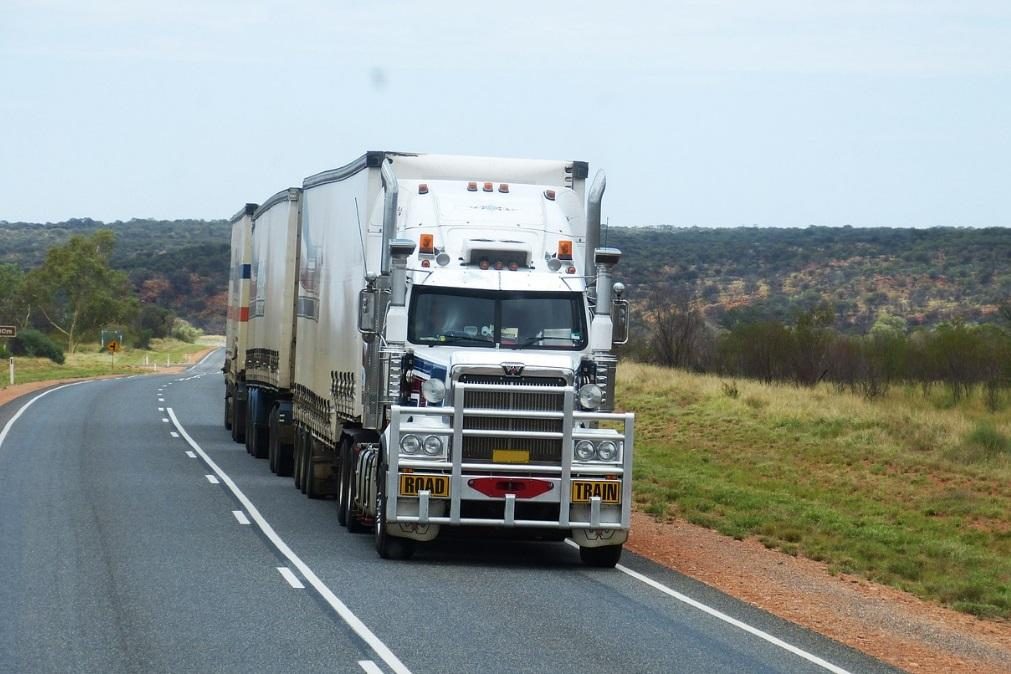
0,263 -> 28,327
23,230 -> 137,352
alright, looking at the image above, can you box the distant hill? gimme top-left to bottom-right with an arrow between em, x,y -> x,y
607,226 -> 1011,332
2,219 -> 1009,334
0,218 -> 230,331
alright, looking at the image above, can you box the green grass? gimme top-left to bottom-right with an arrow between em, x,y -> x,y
2,336 -> 221,387
622,362 -> 1011,621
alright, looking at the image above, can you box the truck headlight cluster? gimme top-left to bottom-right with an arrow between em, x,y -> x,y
400,434 -> 447,459
577,384 -> 603,410
573,439 -> 621,463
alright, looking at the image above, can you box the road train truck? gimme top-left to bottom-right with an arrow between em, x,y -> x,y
224,151 -> 634,566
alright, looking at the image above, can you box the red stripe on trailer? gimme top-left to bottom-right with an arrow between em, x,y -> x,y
239,306 -> 249,322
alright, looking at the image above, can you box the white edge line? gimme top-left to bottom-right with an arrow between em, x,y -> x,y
564,540 -> 852,674
194,348 -> 218,367
232,510 -> 251,525
358,661 -> 384,674
166,407 -> 412,674
0,382 -> 88,450
278,566 -> 305,589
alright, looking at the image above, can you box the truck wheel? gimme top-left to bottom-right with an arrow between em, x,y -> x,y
579,544 -> 623,568
231,396 -> 246,444
224,394 -> 232,430
336,437 -> 351,526
304,438 -> 320,498
375,466 -> 415,560
293,429 -> 304,490
277,435 -> 294,477
345,444 -> 368,533
268,408 -> 280,474
244,396 -> 256,455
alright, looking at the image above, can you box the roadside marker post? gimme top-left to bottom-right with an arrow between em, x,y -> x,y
8,357 -> 12,386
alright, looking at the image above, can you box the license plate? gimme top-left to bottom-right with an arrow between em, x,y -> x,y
399,474 -> 450,498
571,480 -> 621,504
492,449 -> 529,464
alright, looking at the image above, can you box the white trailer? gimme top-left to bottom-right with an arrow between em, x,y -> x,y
227,151 -> 633,566
224,203 -> 256,443
242,188 -> 301,473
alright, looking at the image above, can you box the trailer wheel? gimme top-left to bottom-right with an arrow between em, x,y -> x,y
374,465 -> 415,560
268,408 -> 280,474
231,395 -> 246,444
305,437 -> 323,499
244,395 -> 256,455
345,444 -> 368,533
336,436 -> 351,526
579,544 -> 623,568
293,429 -> 305,490
224,394 -> 232,430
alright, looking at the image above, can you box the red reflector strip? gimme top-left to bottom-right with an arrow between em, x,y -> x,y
467,477 -> 553,499
239,306 -> 249,321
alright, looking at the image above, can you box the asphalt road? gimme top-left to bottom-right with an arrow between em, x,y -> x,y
0,351 -> 901,674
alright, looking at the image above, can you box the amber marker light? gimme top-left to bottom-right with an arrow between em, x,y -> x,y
544,189 -> 556,201
557,240 -> 573,260
419,233 -> 435,254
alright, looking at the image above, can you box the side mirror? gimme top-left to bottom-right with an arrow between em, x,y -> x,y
358,287 -> 378,337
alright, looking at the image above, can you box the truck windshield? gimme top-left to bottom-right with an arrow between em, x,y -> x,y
408,287 -> 588,350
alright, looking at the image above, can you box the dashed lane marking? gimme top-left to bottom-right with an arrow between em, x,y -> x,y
277,566 -> 305,589
232,510 -> 251,525
166,407 -> 411,674
205,474 -> 219,484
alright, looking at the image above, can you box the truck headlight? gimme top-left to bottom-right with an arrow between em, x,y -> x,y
400,434 -> 421,455
422,378 -> 446,404
422,435 -> 444,456
596,440 -> 618,462
575,440 -> 596,461
578,384 -> 602,410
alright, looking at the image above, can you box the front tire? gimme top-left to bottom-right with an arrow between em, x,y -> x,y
579,544 -> 623,568
374,464 -> 415,560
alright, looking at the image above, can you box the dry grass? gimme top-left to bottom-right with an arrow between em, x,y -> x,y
620,362 -> 1011,620
2,337 -> 219,387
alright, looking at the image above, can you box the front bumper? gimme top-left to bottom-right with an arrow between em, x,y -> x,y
385,380 -> 634,534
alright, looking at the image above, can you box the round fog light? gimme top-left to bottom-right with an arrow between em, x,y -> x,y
578,384 -> 602,410
422,435 -> 444,456
596,441 -> 618,462
575,440 -> 595,461
400,434 -> 421,454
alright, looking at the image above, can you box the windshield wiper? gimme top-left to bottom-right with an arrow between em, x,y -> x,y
419,332 -> 495,346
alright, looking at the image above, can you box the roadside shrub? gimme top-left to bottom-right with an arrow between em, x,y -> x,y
952,422 -> 1011,463
10,329 -> 65,364
170,318 -> 203,343
721,380 -> 739,399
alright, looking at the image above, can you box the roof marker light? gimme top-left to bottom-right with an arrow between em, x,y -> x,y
498,183 -> 509,193
467,181 -> 478,192
483,182 -> 493,192
418,183 -> 429,195
421,259 -> 431,268
479,257 -> 490,270
544,189 -> 556,201
509,262 -> 519,271
494,260 -> 504,270
419,233 -> 435,254
566,266 -> 576,274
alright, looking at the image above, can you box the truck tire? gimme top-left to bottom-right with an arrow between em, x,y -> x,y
268,408 -> 280,474
579,544 -> 622,568
293,428 -> 305,490
336,436 -> 351,526
231,397 -> 246,444
344,445 -> 368,533
374,465 -> 415,560
304,438 -> 319,498
224,394 -> 232,430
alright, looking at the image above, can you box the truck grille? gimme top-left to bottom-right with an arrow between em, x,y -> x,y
458,375 -> 566,464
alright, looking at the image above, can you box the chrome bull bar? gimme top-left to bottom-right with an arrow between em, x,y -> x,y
387,380 -> 634,530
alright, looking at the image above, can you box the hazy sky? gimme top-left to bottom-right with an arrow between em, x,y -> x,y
2,1 -> 1009,227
